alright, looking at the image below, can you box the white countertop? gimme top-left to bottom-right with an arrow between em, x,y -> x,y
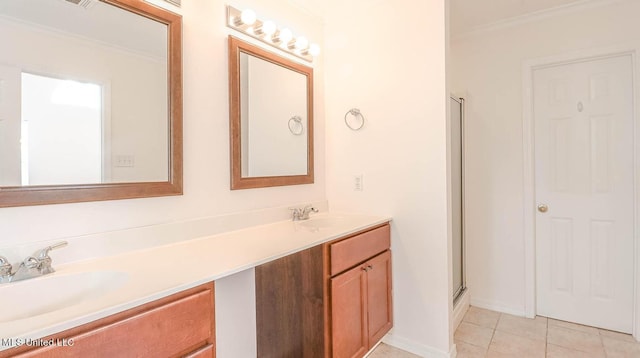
0,213 -> 390,351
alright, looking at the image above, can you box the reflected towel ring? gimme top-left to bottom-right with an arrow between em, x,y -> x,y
288,115 -> 304,135
344,108 -> 365,130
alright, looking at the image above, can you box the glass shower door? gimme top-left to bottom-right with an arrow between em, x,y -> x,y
450,96 -> 465,303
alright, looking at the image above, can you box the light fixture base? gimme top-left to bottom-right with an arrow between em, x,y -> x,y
226,6 -> 314,63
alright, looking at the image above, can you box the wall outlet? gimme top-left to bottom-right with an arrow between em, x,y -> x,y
115,155 -> 135,168
354,175 -> 363,191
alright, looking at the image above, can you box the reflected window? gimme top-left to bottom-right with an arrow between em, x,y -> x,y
21,73 -> 103,185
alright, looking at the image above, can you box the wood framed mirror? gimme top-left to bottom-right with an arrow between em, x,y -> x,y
0,0 -> 182,207
228,36 -> 314,190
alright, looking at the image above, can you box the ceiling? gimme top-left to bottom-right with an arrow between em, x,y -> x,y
449,0 -> 588,35
0,0 -> 167,59
288,0 -> 591,36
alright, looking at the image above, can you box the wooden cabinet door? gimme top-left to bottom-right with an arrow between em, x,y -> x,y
331,264 -> 368,358
184,344 -> 215,358
366,250 -> 393,348
255,246 -> 325,358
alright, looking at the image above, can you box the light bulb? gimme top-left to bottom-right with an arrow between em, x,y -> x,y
277,28 -> 293,44
309,43 -> 320,56
240,9 -> 257,25
295,36 -> 309,50
262,20 -> 276,36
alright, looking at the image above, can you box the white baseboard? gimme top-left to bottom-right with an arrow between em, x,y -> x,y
470,297 -> 526,317
453,290 -> 470,331
383,333 -> 454,358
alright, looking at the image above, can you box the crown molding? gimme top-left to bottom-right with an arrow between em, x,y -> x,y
452,0 -> 628,41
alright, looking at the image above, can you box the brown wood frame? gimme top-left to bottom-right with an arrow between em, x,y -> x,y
228,36 -> 314,190
0,0 -> 183,207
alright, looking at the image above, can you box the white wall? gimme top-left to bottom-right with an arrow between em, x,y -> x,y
450,0 -> 640,315
0,0 -> 460,356
1,1 -> 325,356
324,0 -> 452,355
0,0 -> 325,248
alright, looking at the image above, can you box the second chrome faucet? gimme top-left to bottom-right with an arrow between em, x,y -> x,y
291,205 -> 319,221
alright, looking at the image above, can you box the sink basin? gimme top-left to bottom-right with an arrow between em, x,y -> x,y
298,216 -> 346,229
0,271 -> 129,322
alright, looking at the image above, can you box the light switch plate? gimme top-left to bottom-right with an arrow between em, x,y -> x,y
354,175 -> 363,191
115,155 -> 135,168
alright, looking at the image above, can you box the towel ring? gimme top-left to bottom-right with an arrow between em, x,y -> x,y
288,115 -> 304,135
344,108 -> 365,130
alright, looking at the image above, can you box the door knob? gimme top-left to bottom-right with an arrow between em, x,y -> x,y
537,204 -> 548,213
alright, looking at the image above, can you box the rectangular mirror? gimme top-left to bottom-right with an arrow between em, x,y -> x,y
0,0 -> 182,207
228,36 -> 313,189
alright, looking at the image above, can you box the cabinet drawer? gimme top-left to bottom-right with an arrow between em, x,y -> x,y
330,224 -> 390,276
12,285 -> 214,358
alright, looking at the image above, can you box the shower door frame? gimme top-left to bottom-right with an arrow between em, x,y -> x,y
451,95 -> 467,304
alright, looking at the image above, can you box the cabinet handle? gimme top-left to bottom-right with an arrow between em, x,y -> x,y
361,265 -> 373,272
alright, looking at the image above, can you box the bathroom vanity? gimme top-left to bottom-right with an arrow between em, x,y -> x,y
0,214 -> 391,357
256,223 -> 392,358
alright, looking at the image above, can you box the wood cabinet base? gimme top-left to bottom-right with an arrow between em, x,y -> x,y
1,283 -> 216,358
256,223 -> 392,358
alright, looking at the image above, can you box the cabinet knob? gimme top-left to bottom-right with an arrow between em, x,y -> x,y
367,265 -> 373,271
537,204 -> 548,213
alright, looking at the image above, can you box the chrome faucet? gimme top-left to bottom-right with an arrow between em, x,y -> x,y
0,256 -> 12,283
291,205 -> 319,221
0,241 -> 68,284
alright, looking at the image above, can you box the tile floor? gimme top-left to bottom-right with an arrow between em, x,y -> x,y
369,306 -> 640,357
455,306 -> 640,357
368,343 -> 420,358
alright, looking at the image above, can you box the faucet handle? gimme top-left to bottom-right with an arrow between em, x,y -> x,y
0,256 -> 12,276
22,256 -> 40,269
0,256 -> 12,283
33,241 -> 68,260
33,241 -> 67,275
303,205 -> 319,213
289,207 -> 303,220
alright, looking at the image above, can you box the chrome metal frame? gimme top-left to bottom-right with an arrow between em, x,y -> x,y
451,96 -> 467,304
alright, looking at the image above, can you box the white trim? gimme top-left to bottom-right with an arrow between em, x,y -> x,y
470,297 -> 527,317
633,46 -> 640,343
383,333 -> 454,358
453,289 -> 470,331
522,45 -> 639,339
453,0 -> 628,41
101,80 -> 112,182
522,57 -> 536,319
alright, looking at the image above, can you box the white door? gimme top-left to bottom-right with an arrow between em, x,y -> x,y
534,54 -> 634,333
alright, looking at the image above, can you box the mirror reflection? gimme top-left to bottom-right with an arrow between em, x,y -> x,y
239,52 -> 308,177
0,0 -> 169,186
229,36 -> 314,190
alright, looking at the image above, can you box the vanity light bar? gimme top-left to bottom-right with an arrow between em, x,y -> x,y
226,6 -> 320,63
